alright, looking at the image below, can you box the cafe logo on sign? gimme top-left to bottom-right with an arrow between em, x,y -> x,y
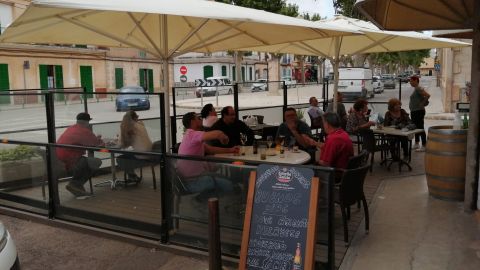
277,168 -> 292,183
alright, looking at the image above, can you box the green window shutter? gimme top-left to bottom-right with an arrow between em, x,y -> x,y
115,68 -> 124,89
54,65 -> 65,101
139,69 -> 145,91
147,69 -> 154,93
241,66 -> 245,81
80,66 -> 93,98
249,67 -> 253,81
0,64 -> 10,104
232,66 -> 236,81
39,65 -> 49,90
203,65 -> 213,79
221,66 -> 227,76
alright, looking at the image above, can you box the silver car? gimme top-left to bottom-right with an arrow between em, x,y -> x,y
251,79 -> 268,92
381,74 -> 396,89
0,222 -> 20,270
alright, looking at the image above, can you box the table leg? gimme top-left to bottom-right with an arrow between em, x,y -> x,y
94,152 -> 119,189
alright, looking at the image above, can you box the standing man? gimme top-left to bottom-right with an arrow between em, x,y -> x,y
409,75 -> 430,152
56,112 -> 104,197
318,112 -> 354,169
327,92 -> 347,129
276,107 -> 313,150
210,106 -> 254,147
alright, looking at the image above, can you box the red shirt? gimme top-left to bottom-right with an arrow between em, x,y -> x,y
320,128 -> 354,169
56,124 -> 103,169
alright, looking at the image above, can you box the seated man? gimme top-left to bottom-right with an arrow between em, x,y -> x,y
276,107 -> 314,150
318,112 -> 354,169
177,112 -> 239,196
210,106 -> 254,147
308,96 -> 324,127
56,112 -> 104,197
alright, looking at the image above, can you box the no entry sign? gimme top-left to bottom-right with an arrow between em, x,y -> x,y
180,66 -> 187,75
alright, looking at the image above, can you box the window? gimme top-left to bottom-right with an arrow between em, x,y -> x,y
221,65 -> 227,76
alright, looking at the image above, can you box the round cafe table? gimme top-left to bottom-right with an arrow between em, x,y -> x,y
214,146 -> 310,164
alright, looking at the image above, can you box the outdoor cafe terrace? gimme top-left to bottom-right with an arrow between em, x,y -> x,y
0,80 -> 457,269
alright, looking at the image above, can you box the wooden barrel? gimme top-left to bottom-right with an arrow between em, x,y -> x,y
425,126 -> 467,201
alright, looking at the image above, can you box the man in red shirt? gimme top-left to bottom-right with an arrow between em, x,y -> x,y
56,113 -> 104,197
319,112 -> 354,169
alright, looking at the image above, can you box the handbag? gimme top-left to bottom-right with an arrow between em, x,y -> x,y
423,96 -> 430,106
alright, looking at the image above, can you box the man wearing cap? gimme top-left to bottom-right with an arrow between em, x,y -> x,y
56,112 -> 104,197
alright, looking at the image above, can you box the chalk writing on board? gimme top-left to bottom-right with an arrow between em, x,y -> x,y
245,165 -> 314,270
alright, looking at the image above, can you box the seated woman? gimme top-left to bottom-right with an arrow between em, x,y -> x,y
346,99 -> 376,134
384,98 -> 412,158
117,110 -> 153,182
200,103 -> 218,130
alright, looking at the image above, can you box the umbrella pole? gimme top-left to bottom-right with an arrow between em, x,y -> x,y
465,1 -> 480,211
161,15 -> 172,150
332,37 -> 342,113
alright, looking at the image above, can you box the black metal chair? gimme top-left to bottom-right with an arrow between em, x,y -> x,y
334,164 -> 370,246
359,129 -> 392,172
346,149 -> 370,169
261,125 -> 279,141
242,115 -> 264,124
308,111 -> 324,141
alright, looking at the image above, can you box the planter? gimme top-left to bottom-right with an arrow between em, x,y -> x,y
425,126 -> 467,201
0,158 -> 44,188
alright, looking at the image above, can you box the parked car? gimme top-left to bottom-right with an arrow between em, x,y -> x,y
337,67 -> 374,99
115,86 -> 150,112
281,77 -> 297,88
381,74 -> 397,89
372,75 -> 384,93
0,222 -> 20,270
397,73 -> 411,83
251,79 -> 268,92
196,76 -> 233,97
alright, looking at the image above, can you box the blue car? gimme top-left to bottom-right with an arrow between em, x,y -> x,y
115,86 -> 150,112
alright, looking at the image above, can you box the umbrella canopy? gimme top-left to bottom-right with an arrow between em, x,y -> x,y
0,0 -> 356,58
355,0 -> 474,31
0,0 -> 358,147
237,15 -> 470,111
355,0 -> 480,210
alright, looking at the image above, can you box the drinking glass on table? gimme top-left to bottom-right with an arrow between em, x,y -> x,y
240,133 -> 247,155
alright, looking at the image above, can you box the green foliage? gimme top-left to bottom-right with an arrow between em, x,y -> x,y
333,0 -> 364,19
0,145 -> 37,162
369,49 -> 430,73
301,13 -> 323,21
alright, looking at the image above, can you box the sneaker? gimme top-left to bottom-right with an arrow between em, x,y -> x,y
412,144 -> 420,150
415,146 -> 425,152
66,183 -> 89,197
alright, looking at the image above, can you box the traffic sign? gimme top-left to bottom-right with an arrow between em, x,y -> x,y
180,66 -> 188,74
180,75 -> 187,82
434,63 -> 441,71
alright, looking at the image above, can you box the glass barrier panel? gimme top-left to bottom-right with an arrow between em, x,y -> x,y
52,144 -> 163,239
165,154 -> 335,259
0,142 -> 48,214
0,92 -> 48,143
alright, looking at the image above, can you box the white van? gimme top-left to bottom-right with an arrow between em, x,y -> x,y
337,68 -> 374,99
196,76 -> 233,97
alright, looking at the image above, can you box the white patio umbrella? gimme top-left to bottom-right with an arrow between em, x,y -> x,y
0,0 -> 358,148
237,15 -> 470,111
355,0 -> 480,214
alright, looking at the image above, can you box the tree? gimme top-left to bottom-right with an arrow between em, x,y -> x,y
216,0 -> 299,85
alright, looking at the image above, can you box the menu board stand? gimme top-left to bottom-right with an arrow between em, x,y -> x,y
239,165 -> 320,270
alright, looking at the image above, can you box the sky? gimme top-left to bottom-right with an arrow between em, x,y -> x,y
287,0 -> 335,19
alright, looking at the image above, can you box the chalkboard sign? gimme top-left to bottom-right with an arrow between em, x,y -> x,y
240,164 -> 320,270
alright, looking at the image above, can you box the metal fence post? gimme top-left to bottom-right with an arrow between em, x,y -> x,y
160,93 -> 167,154
283,81 -> 287,115
398,79 -> 402,101
208,198 -> 222,270
83,86 -> 88,113
45,92 -> 59,218
234,84 -> 239,120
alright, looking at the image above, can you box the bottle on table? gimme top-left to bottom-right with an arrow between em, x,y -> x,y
253,140 -> 258,155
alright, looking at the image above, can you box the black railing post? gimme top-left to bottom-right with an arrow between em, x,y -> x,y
283,81 -> 288,114
398,79 -> 402,101
45,92 -> 59,219
83,86 -> 88,113
234,84 -> 239,120
159,93 -> 167,154
172,87 -> 177,121
159,154 -> 170,244
322,78 -> 328,112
